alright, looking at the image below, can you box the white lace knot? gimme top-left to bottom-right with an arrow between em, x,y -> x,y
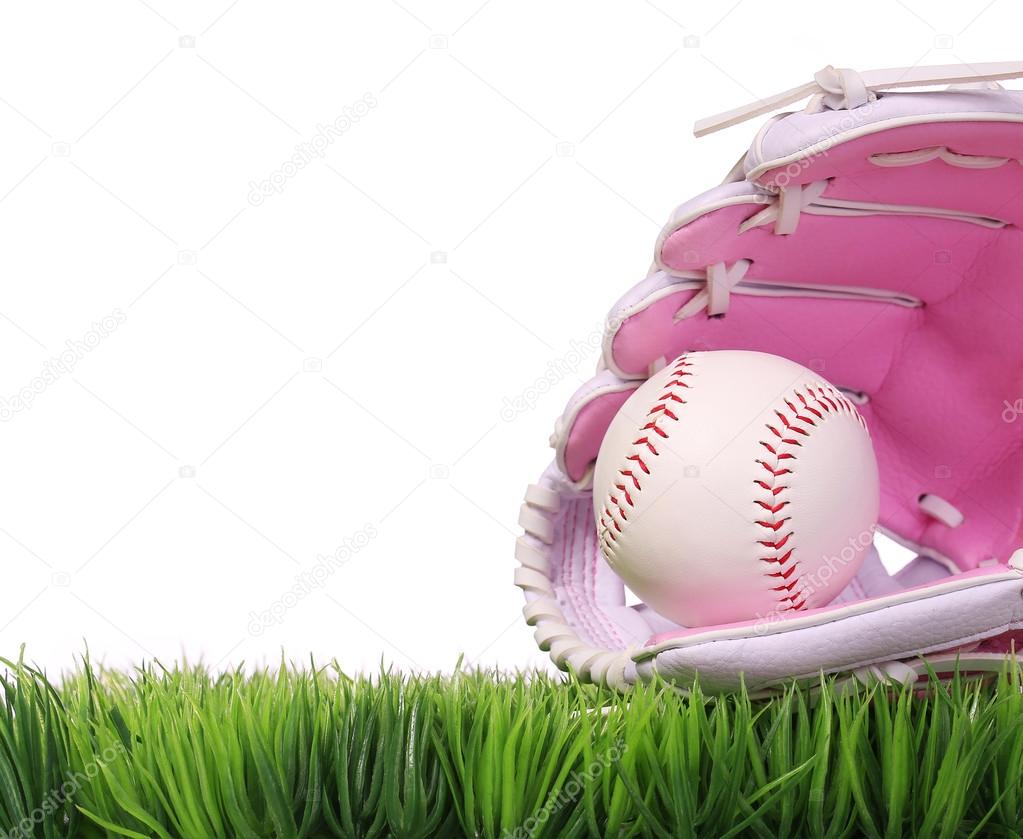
812,65 -> 876,111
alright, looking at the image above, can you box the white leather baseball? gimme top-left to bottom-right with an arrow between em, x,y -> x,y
593,350 -> 880,627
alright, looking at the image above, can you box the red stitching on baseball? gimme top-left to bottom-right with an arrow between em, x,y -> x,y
757,401 -> 804,611
755,517 -> 791,531
598,363 -> 867,619
755,383 -> 867,613
599,356 -> 693,556
779,408 -> 812,434
817,389 -> 840,413
759,532 -> 792,550
767,423 -> 804,445
619,469 -> 641,490
764,561 -> 797,579
797,391 -> 823,419
627,454 -> 650,474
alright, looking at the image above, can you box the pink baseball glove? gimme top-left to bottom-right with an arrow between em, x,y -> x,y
515,62 -> 1023,693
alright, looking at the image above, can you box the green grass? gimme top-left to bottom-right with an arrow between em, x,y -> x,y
0,654 -> 1021,838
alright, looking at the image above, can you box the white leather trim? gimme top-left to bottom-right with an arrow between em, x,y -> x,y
552,379 -> 640,491
752,112 -> 793,165
518,505 -> 554,543
524,484 -> 560,512
636,573 -> 1023,692
637,567 -> 1022,659
653,192 -> 771,261
514,479 -> 638,690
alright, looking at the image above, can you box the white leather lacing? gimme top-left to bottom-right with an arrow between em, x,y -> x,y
807,66 -> 875,113
776,180 -> 827,233
515,483 -> 635,689
918,493 -> 964,528
670,277 -> 923,322
870,147 -> 1012,169
673,260 -> 751,319
738,181 -> 829,235
694,61 -> 1023,137
738,179 -> 1008,236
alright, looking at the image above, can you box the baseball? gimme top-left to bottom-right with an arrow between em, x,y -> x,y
593,350 -> 879,627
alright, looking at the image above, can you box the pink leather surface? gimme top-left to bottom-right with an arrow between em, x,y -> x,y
611,287 -> 917,384
558,117 -> 1023,571
660,207 -> 1000,297
755,122 -> 1023,213
530,92 -> 1023,689
563,386 -> 634,483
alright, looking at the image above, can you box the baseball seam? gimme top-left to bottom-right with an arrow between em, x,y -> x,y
757,384 -> 866,614
597,357 -> 867,620
598,355 -> 693,555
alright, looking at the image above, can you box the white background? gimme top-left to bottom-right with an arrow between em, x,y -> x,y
1,0 -> 1017,675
